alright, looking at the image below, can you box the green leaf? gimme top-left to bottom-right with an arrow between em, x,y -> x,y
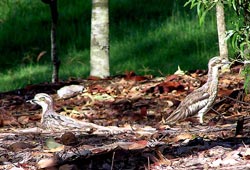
225,30 -> 235,40
199,10 -> 207,25
231,0 -> 237,11
45,137 -> 63,149
231,34 -> 237,50
184,0 -> 192,7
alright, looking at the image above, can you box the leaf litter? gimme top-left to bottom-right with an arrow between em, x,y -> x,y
0,65 -> 250,169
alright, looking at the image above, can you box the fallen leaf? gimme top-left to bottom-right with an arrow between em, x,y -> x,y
17,116 -> 29,125
151,150 -> 171,168
0,111 -> 18,127
124,71 -> 148,81
45,138 -> 64,152
243,148 -> 250,160
9,142 -> 34,152
119,140 -> 148,150
172,133 -> 193,143
244,94 -> 250,102
218,89 -> 234,97
152,81 -> 185,93
60,132 -> 78,146
57,85 -> 84,99
165,74 -> 180,82
140,107 -> 147,116
37,158 -> 57,169
87,76 -> 101,80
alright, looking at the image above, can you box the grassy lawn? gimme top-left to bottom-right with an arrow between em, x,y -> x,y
0,0 -> 234,92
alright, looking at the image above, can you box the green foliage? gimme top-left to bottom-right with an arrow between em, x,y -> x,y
224,0 -> 250,94
184,0 -> 249,58
228,0 -> 250,15
184,0 -> 216,25
184,0 -> 250,93
241,63 -> 250,93
0,0 -> 220,92
227,24 -> 250,58
226,0 -> 250,59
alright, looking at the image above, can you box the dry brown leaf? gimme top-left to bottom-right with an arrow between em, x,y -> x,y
60,132 -> 78,146
172,133 -> 193,143
29,114 -> 41,121
243,148 -> 250,160
89,84 -> 107,93
140,107 -> 147,116
119,140 -> 148,150
0,111 -> 18,127
165,74 -> 180,82
220,79 -> 231,87
37,158 -> 57,169
244,94 -> 250,102
155,81 -> 185,93
218,89 -> 234,97
9,142 -> 34,152
87,76 -> 101,80
17,116 -> 29,125
151,150 -> 171,168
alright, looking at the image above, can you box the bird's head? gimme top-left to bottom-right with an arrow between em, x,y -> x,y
27,93 -> 54,113
208,56 -> 230,69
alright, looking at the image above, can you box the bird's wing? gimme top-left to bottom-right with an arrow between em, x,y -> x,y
165,88 -> 210,124
45,113 -> 102,130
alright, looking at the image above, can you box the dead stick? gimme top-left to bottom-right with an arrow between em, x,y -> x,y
224,96 -> 250,105
111,151 -> 115,170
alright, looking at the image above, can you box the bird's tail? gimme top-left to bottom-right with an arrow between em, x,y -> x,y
165,109 -> 186,125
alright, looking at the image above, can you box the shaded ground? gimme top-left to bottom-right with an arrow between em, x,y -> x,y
1,65 -> 250,170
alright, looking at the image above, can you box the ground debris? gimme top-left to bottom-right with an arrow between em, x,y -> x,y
1,68 -> 249,169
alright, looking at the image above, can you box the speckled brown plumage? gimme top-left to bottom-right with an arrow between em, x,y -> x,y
28,93 -> 101,131
165,56 -> 230,124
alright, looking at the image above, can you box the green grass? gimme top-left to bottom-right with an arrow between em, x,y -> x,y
0,0 -> 235,92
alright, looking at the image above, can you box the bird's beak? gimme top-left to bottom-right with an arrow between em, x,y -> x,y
221,58 -> 231,65
26,99 -> 37,105
223,61 -> 231,65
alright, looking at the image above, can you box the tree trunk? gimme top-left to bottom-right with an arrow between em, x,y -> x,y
90,0 -> 110,78
50,0 -> 60,83
216,2 -> 228,59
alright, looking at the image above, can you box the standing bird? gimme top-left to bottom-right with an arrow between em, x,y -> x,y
27,93 -> 103,131
165,56 -> 230,124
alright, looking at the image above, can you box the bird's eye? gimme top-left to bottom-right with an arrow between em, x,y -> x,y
40,97 -> 46,101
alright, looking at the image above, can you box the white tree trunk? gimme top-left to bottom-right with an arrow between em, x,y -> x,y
90,0 -> 110,78
216,2 -> 228,59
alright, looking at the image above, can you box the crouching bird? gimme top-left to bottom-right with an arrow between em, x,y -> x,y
27,93 -> 102,131
165,56 -> 230,125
